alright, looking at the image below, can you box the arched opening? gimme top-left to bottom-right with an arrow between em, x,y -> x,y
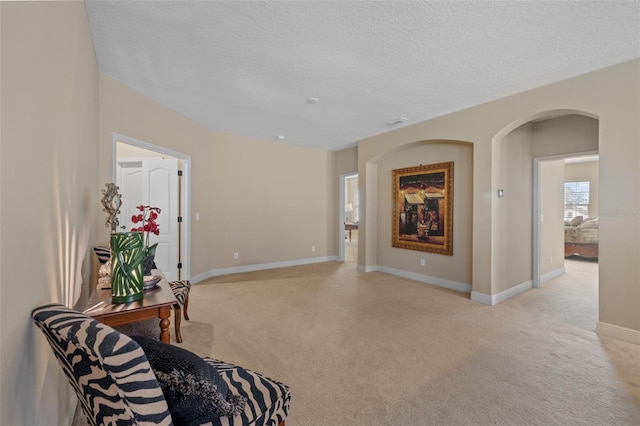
492,109 -> 599,328
359,139 -> 474,293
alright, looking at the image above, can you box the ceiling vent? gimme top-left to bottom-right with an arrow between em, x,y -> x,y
385,117 -> 409,126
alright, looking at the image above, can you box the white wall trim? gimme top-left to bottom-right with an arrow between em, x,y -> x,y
470,291 -> 493,305
471,280 -> 533,306
375,265 -> 471,293
540,266 -> 566,284
190,256 -> 339,284
596,322 -> 640,346
338,174 -> 346,262
338,172 -> 358,262
357,264 -> 377,272
111,132 -> 192,281
532,149 -> 598,288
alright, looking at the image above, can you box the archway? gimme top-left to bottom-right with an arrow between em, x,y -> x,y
359,139 -> 474,293
491,109 -> 599,310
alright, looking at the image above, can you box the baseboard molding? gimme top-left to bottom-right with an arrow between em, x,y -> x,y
375,265 -> 471,293
596,321 -> 640,346
470,269 -> 564,306
471,280 -> 533,306
470,291 -> 493,305
190,255 -> 339,284
357,264 -> 377,273
540,266 -> 566,284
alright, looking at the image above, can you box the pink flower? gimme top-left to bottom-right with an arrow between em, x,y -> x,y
130,206 -> 162,254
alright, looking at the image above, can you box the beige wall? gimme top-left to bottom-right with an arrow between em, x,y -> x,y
335,146 -> 358,175
117,141 -> 167,159
376,141 -> 473,284
494,124 -> 533,292
0,2 -> 99,424
99,76 -> 336,276
565,160 -> 599,219
532,114 -> 599,158
1,2 -> 638,423
357,59 -> 639,333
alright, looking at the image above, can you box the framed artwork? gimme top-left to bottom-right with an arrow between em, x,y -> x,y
392,162 -> 453,255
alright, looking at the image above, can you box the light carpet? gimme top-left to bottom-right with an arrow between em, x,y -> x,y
176,245 -> 639,426
73,239 -> 640,425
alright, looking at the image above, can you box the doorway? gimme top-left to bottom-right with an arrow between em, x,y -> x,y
493,111 -> 599,324
531,149 -> 599,336
117,157 -> 180,280
534,153 -> 600,331
534,152 -> 599,288
339,173 -> 358,263
112,133 -> 192,280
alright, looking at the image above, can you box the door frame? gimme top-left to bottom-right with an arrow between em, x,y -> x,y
532,150 -> 598,288
338,172 -> 358,261
111,133 -> 192,280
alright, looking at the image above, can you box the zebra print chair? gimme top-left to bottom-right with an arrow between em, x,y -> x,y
32,303 -> 291,426
168,279 -> 191,343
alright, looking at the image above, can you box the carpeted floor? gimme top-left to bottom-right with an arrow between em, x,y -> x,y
74,237 -> 640,425
175,240 -> 640,426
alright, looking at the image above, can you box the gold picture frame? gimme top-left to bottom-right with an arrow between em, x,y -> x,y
392,162 -> 453,255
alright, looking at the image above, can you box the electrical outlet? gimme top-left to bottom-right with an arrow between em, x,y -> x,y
420,258 -> 426,267
234,252 -> 239,260
550,256 -> 553,264
312,245 -> 316,252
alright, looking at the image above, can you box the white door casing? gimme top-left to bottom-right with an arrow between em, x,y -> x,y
117,158 -> 180,281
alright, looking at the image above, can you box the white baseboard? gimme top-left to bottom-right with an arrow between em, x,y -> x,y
470,291 -> 493,305
374,265 -> 471,293
469,269 -> 565,306
357,264 -> 377,273
596,321 -> 640,346
540,266 -> 566,284
471,280 -> 533,306
190,255 -> 339,284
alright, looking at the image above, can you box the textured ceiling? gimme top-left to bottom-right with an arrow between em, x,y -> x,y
86,1 -> 640,151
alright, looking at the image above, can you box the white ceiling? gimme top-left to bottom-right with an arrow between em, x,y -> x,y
85,1 -> 640,151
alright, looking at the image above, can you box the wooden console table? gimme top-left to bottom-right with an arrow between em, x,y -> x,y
83,272 -> 177,343
345,222 -> 358,242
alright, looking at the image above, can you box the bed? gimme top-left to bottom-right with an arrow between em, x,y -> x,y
564,216 -> 598,259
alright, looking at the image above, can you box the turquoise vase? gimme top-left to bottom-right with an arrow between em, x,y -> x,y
110,232 -> 144,304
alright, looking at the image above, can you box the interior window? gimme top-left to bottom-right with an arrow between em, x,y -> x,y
564,181 -> 590,220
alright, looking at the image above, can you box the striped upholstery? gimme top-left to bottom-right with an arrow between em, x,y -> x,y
32,304 -> 291,426
204,360 -> 291,426
169,280 -> 191,306
32,304 -> 172,426
93,245 -> 111,264
168,280 -> 192,343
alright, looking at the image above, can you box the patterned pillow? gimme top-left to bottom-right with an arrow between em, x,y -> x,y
93,245 -> 111,264
131,336 -> 246,424
569,216 -> 584,227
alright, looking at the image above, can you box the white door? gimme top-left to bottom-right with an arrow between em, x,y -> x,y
117,158 -> 180,281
